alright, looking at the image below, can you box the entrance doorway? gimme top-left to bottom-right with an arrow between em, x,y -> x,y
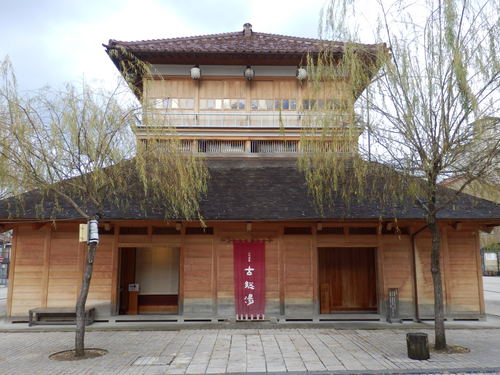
119,247 -> 180,314
318,247 -> 377,313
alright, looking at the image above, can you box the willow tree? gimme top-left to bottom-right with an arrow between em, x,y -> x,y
0,58 -> 208,357
300,0 -> 499,349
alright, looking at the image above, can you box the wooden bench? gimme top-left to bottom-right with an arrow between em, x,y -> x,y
28,307 -> 96,326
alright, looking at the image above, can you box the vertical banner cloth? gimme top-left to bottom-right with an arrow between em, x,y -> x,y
233,241 -> 265,319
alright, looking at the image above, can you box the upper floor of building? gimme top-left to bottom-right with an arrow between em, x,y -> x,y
105,24 -> 386,157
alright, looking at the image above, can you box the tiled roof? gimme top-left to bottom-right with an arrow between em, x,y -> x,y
1,159 -> 499,222
105,24 -> 382,56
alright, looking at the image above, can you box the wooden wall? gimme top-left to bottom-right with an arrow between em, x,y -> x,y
143,77 -> 350,115
379,235 -> 413,317
8,223 -> 114,317
7,221 -> 484,319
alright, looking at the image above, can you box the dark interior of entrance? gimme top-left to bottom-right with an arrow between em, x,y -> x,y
119,247 -> 179,314
318,247 -> 377,313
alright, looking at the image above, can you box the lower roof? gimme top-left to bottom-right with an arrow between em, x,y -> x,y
0,158 -> 499,222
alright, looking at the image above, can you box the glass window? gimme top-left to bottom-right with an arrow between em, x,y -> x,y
485,253 -> 498,261
149,99 -> 164,109
273,99 -> 297,111
180,98 -> 194,109
200,98 -> 245,110
150,98 -> 194,110
252,99 -> 274,111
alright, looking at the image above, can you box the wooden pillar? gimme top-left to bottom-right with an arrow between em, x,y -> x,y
312,225 -> 319,314
178,224 -> 185,315
441,226 -> 451,315
6,227 -> 18,317
110,224 -> 120,315
128,290 -> 138,315
40,226 -> 52,308
474,230 -> 486,315
211,236 -> 217,316
376,229 -> 385,316
278,226 -> 285,316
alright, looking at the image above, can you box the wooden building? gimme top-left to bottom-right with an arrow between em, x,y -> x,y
1,24 -> 499,322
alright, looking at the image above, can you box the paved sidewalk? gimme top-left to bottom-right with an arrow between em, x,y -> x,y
0,328 -> 499,375
484,276 -> 500,316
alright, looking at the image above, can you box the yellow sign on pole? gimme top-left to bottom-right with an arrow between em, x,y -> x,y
79,224 -> 88,242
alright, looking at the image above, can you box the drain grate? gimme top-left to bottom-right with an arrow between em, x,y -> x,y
132,356 -> 174,366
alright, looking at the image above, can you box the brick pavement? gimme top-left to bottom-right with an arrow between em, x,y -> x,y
0,328 -> 499,375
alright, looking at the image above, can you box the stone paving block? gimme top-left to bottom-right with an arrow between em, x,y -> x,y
1,328 -> 500,374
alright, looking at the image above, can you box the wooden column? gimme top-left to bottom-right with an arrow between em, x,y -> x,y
278,226 -> 285,316
211,236 -> 217,315
178,224 -> 185,315
441,226 -> 451,315
474,230 -> 486,315
376,229 -> 385,315
128,290 -> 138,315
6,227 -> 18,317
40,226 -> 52,308
312,226 -> 318,314
110,224 -> 120,315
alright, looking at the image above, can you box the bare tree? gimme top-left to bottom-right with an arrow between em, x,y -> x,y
301,0 -> 499,349
0,58 -> 208,357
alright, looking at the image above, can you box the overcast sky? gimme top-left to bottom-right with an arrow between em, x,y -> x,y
0,0 -> 337,92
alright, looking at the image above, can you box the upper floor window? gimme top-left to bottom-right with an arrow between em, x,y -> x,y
302,99 -> 348,111
251,99 -> 298,111
150,98 -> 194,110
251,99 -> 274,111
274,99 -> 297,111
199,98 -> 245,110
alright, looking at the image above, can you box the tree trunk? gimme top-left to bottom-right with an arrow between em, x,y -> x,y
75,238 -> 98,356
427,213 -> 447,350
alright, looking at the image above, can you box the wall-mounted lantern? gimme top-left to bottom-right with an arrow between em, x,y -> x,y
244,66 -> 255,80
190,66 -> 201,80
296,67 -> 307,81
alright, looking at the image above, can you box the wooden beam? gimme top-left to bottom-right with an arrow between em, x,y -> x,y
479,226 -> 494,233
32,223 -> 47,231
0,224 -> 15,232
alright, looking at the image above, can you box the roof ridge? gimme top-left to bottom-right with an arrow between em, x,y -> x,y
110,30 -> 244,45
108,30 -> 352,47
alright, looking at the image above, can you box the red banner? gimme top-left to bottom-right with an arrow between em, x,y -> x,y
233,241 -> 265,320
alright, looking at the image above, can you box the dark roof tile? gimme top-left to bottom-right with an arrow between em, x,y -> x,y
0,159 -> 499,222
105,26 -> 382,56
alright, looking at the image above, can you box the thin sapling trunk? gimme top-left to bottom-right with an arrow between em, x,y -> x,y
75,219 -> 99,357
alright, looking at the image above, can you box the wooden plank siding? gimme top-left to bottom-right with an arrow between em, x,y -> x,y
182,236 -> 215,315
447,231 -> 482,315
283,236 -> 314,316
380,235 -> 413,318
6,221 -> 485,320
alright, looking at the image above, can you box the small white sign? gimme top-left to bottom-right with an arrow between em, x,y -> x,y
128,283 -> 139,292
79,224 -> 88,242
